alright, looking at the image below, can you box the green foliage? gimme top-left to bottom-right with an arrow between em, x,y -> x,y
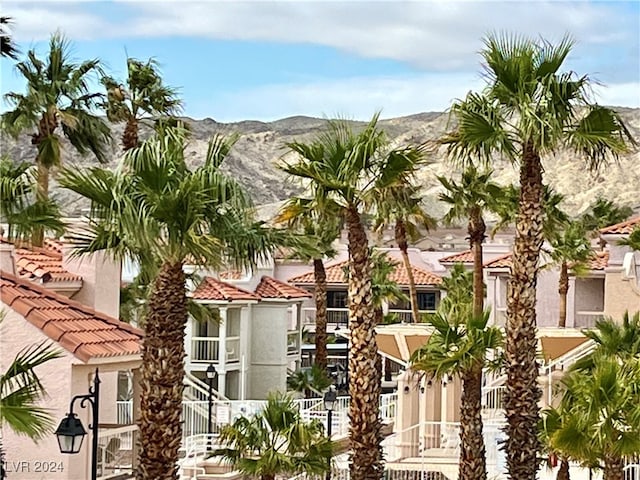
442,34 -> 635,167
547,221 -> 593,276
411,265 -> 503,378
0,313 -> 63,441
0,158 -> 65,241
1,17 -> 19,60
59,123 -> 294,273
580,197 -> 633,233
101,57 -> 182,123
215,392 -> 333,479
287,365 -> 332,395
370,250 -> 409,310
619,226 -> 640,252
2,33 -> 111,167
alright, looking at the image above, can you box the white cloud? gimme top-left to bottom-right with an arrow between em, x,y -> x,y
5,1 -> 639,72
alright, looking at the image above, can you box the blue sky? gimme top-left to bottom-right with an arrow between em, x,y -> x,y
2,1 -> 639,122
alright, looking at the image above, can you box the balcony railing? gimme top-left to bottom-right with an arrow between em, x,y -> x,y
575,311 -> 604,328
191,336 -> 240,363
287,330 -> 300,354
387,309 -> 435,323
302,307 -> 435,327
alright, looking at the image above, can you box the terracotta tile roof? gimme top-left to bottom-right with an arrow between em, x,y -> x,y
0,272 -> 142,362
288,257 -> 442,286
484,253 -> 513,269
254,276 -> 312,299
191,276 -> 260,302
599,216 -> 640,235
587,251 -> 609,271
439,250 -> 474,264
43,238 -> 64,254
14,247 -> 82,283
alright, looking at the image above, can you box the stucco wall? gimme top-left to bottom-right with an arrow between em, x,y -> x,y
248,304 -> 289,399
1,306 -> 77,480
574,278 -> 605,312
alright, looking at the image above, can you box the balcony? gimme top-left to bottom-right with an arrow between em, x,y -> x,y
287,330 -> 300,355
191,336 -> 240,363
387,309 -> 435,323
574,311 -> 604,328
302,307 -> 435,329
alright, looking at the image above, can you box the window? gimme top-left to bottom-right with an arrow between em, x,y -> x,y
327,291 -> 348,308
417,292 -> 438,311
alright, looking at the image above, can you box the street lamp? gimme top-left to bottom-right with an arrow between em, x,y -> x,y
323,388 -> 337,480
55,368 -> 100,480
206,363 -> 217,450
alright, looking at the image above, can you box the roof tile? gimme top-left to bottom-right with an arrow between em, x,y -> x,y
484,253 -> 513,269
191,277 -> 260,302
0,272 -> 143,362
255,276 -> 312,299
599,216 -> 640,235
288,256 -> 442,286
439,250 -> 474,264
14,244 -> 82,283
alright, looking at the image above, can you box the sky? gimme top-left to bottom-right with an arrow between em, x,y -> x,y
1,0 -> 639,122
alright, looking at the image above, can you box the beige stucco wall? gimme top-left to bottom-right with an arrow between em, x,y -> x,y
604,268 -> 640,319
248,303 -> 290,399
63,250 -> 121,318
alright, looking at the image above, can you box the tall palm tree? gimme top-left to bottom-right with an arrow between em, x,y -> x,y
1,17 -> 19,59
216,392 -> 333,480
411,265 -> 503,480
373,184 -> 436,323
438,166 -> 503,318
442,34 -> 635,478
2,33 -> 111,246
547,221 -> 593,327
276,197 -> 340,371
101,57 -> 182,151
59,124 -> 288,480
0,157 -> 65,242
281,113 -> 427,480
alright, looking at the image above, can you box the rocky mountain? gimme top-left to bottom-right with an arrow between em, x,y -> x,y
3,108 -> 639,219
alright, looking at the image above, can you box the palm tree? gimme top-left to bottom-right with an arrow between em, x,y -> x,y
101,57 -> 182,151
539,407 -> 573,480
0,157 -> 65,243
411,265 -> 503,480
442,34 -> 635,478
552,356 -> 640,480
619,226 -> 640,251
438,166 -> 503,318
215,392 -> 333,480
276,197 -> 340,371
59,124 -> 288,480
281,113 -> 427,480
1,17 -> 19,59
581,197 -> 633,250
547,221 -> 593,327
2,33 -> 111,246
373,184 -> 436,323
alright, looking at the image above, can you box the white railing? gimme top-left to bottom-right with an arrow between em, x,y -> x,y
225,337 -> 240,362
191,337 -> 220,362
179,433 -> 230,480
287,330 -> 300,354
574,310 -> 604,328
387,309 -> 435,323
380,392 -> 398,422
625,464 -> 640,480
542,339 -> 596,404
97,424 -> 137,479
302,307 -> 350,326
116,400 -> 133,425
481,385 -> 505,413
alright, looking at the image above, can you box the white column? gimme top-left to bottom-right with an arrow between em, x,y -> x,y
218,307 -> 227,397
185,316 -> 193,366
567,277 -> 577,328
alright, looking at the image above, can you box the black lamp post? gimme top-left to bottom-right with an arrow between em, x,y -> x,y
206,363 -> 217,450
55,368 -> 100,480
323,388 -> 337,480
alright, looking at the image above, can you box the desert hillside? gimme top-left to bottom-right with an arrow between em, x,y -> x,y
3,108 -> 639,218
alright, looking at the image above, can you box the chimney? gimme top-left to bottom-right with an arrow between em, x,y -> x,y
0,240 -> 15,275
63,248 -> 122,319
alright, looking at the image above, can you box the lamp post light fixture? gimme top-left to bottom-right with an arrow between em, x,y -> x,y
55,368 -> 100,480
323,387 -> 337,480
206,363 -> 217,450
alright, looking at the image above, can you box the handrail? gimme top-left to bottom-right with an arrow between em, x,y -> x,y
542,339 -> 596,376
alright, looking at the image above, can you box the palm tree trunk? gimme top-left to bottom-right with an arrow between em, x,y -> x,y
459,362 -> 487,480
31,162 -> 50,247
345,205 -> 382,480
556,458 -> 570,480
558,261 -> 568,328
603,455 -> 624,480
31,112 -> 57,247
136,261 -> 187,480
123,116 -> 139,151
314,258 -> 329,371
504,142 -> 544,480
396,219 -> 421,323
469,208 -> 486,318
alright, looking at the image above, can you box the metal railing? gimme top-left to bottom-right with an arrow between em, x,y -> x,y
191,336 -> 240,363
481,385 -> 505,414
387,309 -> 435,323
97,424 -> 138,479
302,307 -> 350,326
